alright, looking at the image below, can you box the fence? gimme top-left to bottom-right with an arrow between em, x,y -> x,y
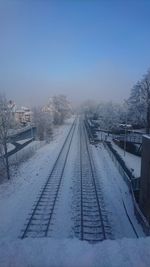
0,141 -> 45,178
113,134 -> 142,144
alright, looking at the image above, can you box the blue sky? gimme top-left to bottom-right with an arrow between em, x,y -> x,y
1,0 -> 150,106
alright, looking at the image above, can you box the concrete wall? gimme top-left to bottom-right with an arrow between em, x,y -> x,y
139,135 -> 150,223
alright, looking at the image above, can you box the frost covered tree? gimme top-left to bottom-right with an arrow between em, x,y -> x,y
0,94 -> 11,179
43,95 -> 72,125
128,70 -> 150,133
81,100 -> 98,117
52,95 -> 71,125
97,102 -> 124,130
33,107 -> 53,142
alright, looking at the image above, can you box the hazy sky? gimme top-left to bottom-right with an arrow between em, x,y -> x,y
1,0 -> 150,107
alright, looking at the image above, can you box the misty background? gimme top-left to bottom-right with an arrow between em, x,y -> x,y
1,0 -> 150,107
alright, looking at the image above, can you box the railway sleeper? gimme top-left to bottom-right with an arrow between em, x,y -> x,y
82,219 -> 101,223
83,231 -> 104,235
82,208 -> 100,212
74,221 -> 101,227
83,212 -> 100,217
26,222 -> 49,227
28,212 -> 53,216
82,192 -> 98,196
26,217 -> 50,222
83,225 -> 101,229
83,221 -> 102,226
82,199 -> 97,203
31,203 -> 54,209
84,238 -> 105,242
23,228 -> 47,233
83,214 -> 100,219
82,200 -> 97,205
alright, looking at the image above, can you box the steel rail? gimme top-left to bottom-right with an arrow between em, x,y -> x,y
21,118 -> 76,239
77,118 -> 108,242
44,120 -> 76,236
84,117 -> 139,240
82,121 -> 106,240
79,122 -> 84,240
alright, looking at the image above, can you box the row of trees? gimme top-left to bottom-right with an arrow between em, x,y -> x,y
84,69 -> 150,134
83,100 -> 125,131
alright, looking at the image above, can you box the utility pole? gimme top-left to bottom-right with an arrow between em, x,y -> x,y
31,124 -> 33,139
124,100 -> 128,157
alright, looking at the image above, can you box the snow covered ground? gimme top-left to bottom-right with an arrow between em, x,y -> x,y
111,141 -> 141,178
92,143 -> 144,239
0,118 -> 74,239
0,143 -> 15,154
97,131 -> 141,178
0,117 -> 149,267
16,138 -> 32,145
0,237 -> 150,267
8,125 -> 34,136
49,120 -> 79,239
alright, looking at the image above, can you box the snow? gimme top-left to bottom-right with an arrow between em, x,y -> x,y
47,120 -> 79,239
97,130 -> 141,177
91,143 -> 144,239
143,134 -> 150,140
0,237 -> 150,267
131,128 -> 146,134
8,140 -> 45,168
7,143 -> 15,152
111,141 -> 141,178
16,138 -> 32,145
0,117 -> 149,267
8,125 -> 34,136
0,118 -> 74,239
0,143 -> 15,155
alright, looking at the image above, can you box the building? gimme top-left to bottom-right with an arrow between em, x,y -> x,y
15,107 -> 33,126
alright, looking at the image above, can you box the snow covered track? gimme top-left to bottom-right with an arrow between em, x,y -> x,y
74,119 -> 111,242
21,118 -> 76,239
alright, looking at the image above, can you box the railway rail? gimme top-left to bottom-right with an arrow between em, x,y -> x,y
21,116 -> 138,241
21,119 -> 76,238
74,119 -> 111,242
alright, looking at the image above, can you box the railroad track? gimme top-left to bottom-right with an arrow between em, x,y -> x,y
74,119 -> 111,242
21,119 -> 76,238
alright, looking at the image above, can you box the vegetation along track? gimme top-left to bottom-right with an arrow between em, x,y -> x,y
74,118 -> 111,242
21,118 -> 76,238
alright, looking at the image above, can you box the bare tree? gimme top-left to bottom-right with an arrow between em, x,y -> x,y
0,94 -> 11,179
